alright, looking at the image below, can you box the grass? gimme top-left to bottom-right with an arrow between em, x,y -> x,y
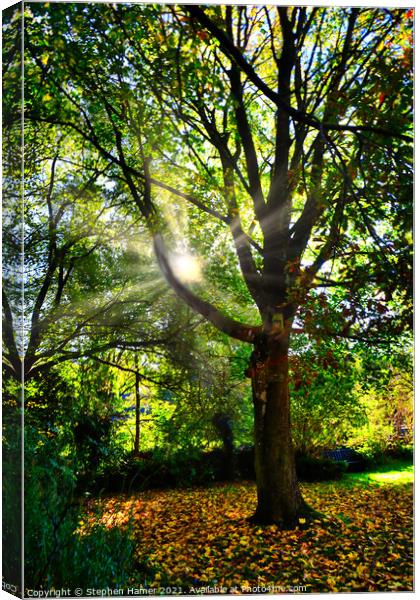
341,458 -> 414,488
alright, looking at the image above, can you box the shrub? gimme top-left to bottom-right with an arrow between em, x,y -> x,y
24,425 -> 142,591
348,363 -> 413,460
96,445 -> 241,493
233,447 -> 348,483
2,386 -> 22,589
46,521 -> 138,591
234,445 -> 255,479
296,455 -> 347,482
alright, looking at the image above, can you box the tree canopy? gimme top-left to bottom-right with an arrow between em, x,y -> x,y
25,4 -> 412,347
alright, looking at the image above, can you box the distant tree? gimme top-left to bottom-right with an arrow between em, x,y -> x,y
289,335 -> 364,456
2,121 -> 196,380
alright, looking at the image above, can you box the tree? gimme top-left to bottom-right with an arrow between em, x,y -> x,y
26,4 -> 413,525
2,118 -> 200,380
289,336 -> 363,457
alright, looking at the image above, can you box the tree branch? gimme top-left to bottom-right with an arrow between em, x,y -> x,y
185,5 -> 412,142
153,233 -> 261,343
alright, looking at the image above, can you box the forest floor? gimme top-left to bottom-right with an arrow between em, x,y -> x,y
82,462 -> 413,593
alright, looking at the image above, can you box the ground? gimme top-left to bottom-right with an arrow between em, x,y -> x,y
81,462 -> 413,593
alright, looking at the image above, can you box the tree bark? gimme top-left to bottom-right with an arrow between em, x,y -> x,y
248,333 -> 306,527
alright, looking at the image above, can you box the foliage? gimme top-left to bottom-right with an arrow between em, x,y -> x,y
2,118 -> 174,380
103,449 -> 231,492
227,448 -> 350,484
24,424 -> 139,591
288,332 -> 413,457
153,333 -> 253,453
24,4 -> 413,343
349,368 -> 413,459
93,324 -> 254,456
2,376 -> 22,588
289,336 -> 365,454
85,473 -> 413,592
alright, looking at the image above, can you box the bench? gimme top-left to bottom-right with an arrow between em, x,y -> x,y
323,447 -> 366,472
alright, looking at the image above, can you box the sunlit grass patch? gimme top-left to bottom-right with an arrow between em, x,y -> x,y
368,466 -> 413,485
341,460 -> 413,488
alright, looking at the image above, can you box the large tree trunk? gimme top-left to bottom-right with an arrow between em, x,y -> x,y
249,333 -> 307,527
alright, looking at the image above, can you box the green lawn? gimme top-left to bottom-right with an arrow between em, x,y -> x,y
341,459 -> 414,487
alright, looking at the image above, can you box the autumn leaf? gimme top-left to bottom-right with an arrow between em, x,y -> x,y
81,480 -> 413,593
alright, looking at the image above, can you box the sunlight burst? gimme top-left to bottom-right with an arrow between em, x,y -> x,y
170,253 -> 202,284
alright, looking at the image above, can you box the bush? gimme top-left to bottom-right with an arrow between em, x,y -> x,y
46,522 -> 138,591
234,445 -> 255,479
386,445 -> 413,461
95,444 -> 243,493
95,445 -> 358,493
348,364 -> 413,460
290,339 -> 365,456
296,455 -> 347,482
2,386 -> 22,590
233,447 -> 348,483
356,443 -> 413,469
24,426 -> 142,591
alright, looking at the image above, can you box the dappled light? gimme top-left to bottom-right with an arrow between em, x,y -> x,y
81,471 -> 413,593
